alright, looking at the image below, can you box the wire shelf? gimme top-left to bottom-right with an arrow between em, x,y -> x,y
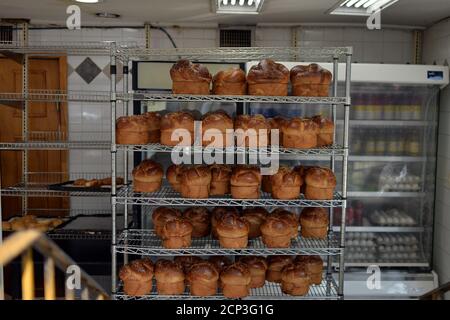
48,230 -> 112,241
115,229 -> 341,256
0,172 -> 117,197
0,131 -> 110,150
115,46 -> 352,62
116,143 -> 345,156
125,91 -> 349,105
0,90 -> 111,102
116,186 -> 344,207
115,278 -> 339,300
0,41 -> 136,56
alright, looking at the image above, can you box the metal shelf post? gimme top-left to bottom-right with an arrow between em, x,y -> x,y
110,42 -> 118,295
338,52 -> 352,297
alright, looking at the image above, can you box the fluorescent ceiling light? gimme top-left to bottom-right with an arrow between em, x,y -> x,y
212,0 -> 265,14
328,0 -> 399,16
75,0 -> 101,3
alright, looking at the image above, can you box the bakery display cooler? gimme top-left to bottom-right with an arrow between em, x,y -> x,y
112,46 -> 352,300
248,62 -> 448,298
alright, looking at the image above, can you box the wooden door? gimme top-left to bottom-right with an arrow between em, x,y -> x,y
0,57 -> 68,219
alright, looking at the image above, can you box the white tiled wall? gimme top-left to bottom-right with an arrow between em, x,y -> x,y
27,26 -> 415,210
256,26 -> 414,63
423,17 -> 450,290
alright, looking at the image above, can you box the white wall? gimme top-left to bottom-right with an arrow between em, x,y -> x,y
26,26 -> 416,211
423,17 -> 450,291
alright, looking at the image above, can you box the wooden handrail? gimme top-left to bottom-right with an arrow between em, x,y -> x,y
419,281 -> 450,300
0,230 -> 110,300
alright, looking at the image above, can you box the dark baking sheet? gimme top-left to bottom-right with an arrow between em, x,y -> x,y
49,213 -> 126,233
2,214 -> 75,234
48,180 -> 124,192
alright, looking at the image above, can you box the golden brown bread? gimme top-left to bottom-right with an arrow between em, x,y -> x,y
211,207 -> 240,238
238,256 -> 268,288
152,207 -> 182,237
160,111 -> 195,146
230,165 -> 262,199
260,216 -> 292,248
161,217 -> 193,249
247,59 -> 289,96
242,207 -> 268,239
166,164 -> 185,193
270,166 -> 302,200
304,167 -> 336,200
234,114 -> 269,148
281,263 -> 310,296
183,207 -> 210,238
299,207 -> 329,239
266,256 -> 294,283
290,63 -> 332,97
119,258 -> 154,296
311,115 -> 334,147
209,164 -> 232,196
154,259 -> 185,295
220,262 -> 252,298
294,255 -> 324,285
281,117 -> 319,149
132,159 -> 164,193
116,113 -> 161,145
305,166 -> 336,188
202,111 -> 234,147
187,261 -> 219,296
271,208 -> 299,239
213,68 -> 246,95
216,213 -> 249,248
170,59 -> 212,94
180,165 -> 212,199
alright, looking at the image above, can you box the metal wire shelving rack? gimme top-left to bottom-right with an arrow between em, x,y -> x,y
0,32 -> 127,299
110,45 -> 352,300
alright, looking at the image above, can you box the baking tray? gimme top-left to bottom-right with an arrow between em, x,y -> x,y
47,213 -> 126,236
48,180 -> 125,192
2,214 -> 75,234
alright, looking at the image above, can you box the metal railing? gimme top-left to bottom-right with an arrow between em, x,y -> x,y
419,282 -> 450,300
0,230 -> 109,300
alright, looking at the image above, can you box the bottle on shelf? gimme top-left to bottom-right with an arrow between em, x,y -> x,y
386,129 -> 398,156
373,94 -> 383,120
375,129 -> 386,156
406,129 -> 421,156
384,93 -> 396,120
365,129 -> 376,155
351,128 -> 362,155
411,95 -> 423,120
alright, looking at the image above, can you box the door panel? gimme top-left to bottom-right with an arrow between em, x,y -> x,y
0,57 -> 69,219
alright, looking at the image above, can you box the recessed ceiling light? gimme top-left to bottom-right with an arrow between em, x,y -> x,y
212,0 -> 264,14
328,0 -> 399,16
75,0 -> 102,3
95,12 -> 121,18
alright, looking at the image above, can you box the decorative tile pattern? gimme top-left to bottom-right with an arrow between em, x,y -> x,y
102,61 -> 124,83
75,57 -> 102,84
